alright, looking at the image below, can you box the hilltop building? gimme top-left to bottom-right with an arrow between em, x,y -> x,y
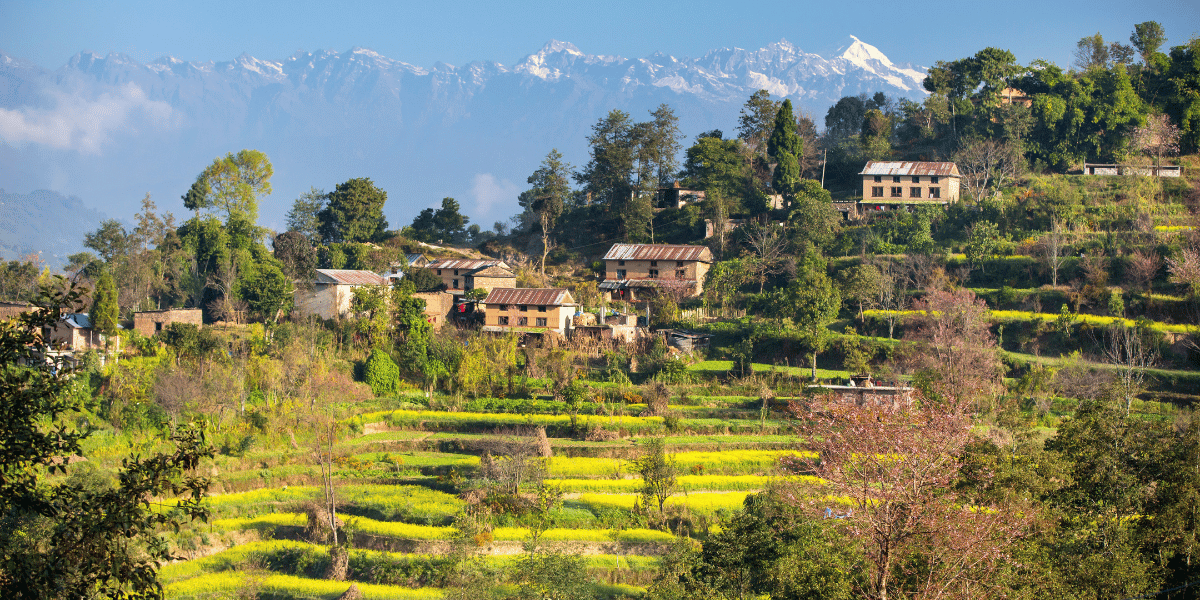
600,244 -> 713,301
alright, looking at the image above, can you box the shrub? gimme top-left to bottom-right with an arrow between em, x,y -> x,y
364,349 -> 401,397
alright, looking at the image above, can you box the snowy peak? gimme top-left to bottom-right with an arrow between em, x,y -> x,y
834,35 -> 926,92
838,35 -> 895,69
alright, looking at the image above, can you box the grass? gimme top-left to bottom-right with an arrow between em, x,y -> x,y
545,450 -> 806,478
546,474 -> 824,493
688,361 -> 850,379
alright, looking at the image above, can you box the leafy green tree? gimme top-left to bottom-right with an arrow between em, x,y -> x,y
89,270 -> 119,337
824,95 -> 868,144
1075,33 -> 1110,71
1165,38 -> 1200,153
632,437 -> 678,519
273,231 -> 318,284
319,178 -> 388,244
776,250 -> 841,380
964,220 -> 1004,271
680,135 -> 751,206
859,108 -> 892,159
286,187 -> 326,245
768,99 -> 805,200
404,267 -> 443,292
194,149 -> 273,222
575,109 -> 636,208
737,89 -> 781,153
84,219 -> 132,265
235,261 -> 291,323
525,150 -> 573,274
643,104 -> 684,187
1131,21 -> 1167,65
0,285 -> 213,599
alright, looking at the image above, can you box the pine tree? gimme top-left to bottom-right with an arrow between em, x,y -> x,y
90,270 -> 119,338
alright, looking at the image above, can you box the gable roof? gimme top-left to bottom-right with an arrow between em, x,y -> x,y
426,258 -> 507,272
471,264 -> 515,278
860,161 -> 961,177
602,244 -> 713,263
63,313 -> 92,329
483,288 -> 575,306
315,269 -> 386,286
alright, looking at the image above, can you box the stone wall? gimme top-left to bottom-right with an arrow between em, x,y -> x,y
132,308 -> 203,337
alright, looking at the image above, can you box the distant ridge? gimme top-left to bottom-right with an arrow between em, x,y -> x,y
0,189 -> 107,266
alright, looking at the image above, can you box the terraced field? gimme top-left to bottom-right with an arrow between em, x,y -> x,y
163,389 -> 816,599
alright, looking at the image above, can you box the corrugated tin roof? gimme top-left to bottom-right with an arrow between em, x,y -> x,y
406,253 -> 427,265
859,161 -> 961,177
426,258 -> 507,272
64,313 -> 92,329
315,269 -> 386,286
483,288 -> 575,306
602,244 -> 713,262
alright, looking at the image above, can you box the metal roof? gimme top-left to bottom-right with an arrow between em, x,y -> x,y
426,258 -> 507,272
859,161 -> 961,177
64,313 -> 92,329
315,269 -> 386,286
602,244 -> 713,262
483,288 -> 575,306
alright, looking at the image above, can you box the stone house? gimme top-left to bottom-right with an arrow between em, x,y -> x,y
293,269 -> 387,320
860,161 -> 961,207
658,181 -> 707,209
45,313 -> 105,352
600,244 -> 714,301
0,301 -> 37,323
481,288 -> 577,335
413,291 -> 456,330
426,259 -> 513,295
132,308 -> 203,337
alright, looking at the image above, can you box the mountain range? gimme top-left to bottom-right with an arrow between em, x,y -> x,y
0,36 -> 928,263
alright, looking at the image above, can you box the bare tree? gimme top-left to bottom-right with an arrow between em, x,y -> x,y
1036,219 -> 1071,287
1128,249 -> 1162,305
1102,325 -> 1158,416
742,221 -> 788,292
1130,113 -> 1182,169
904,288 -> 1004,406
952,139 -> 1024,203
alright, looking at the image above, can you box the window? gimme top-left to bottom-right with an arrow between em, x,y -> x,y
452,279 -> 459,288
617,269 -> 626,279
871,186 -> 884,197
890,187 -> 902,198
518,316 -> 528,326
910,187 -> 922,198
498,316 -> 509,325
538,306 -> 547,312
650,260 -> 658,267
931,176 -> 939,184
892,176 -> 901,183
874,175 -> 882,183
454,269 -> 459,275
536,317 -> 548,327
649,269 -> 659,278
676,261 -> 684,267
618,260 -> 625,266
437,269 -> 442,275
519,305 -> 527,311
676,269 -> 686,278
929,187 -> 941,199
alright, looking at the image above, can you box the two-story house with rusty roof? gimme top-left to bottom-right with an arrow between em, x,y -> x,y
481,288 -> 577,335
600,243 -> 714,302
425,258 -> 515,296
860,161 -> 961,215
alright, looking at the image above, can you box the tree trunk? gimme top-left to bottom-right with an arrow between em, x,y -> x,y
810,352 -> 818,382
326,545 -> 349,581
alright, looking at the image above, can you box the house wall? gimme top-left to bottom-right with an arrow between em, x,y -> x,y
862,175 -> 959,202
413,291 -> 456,330
467,274 -> 516,294
484,303 -> 574,333
294,283 -> 366,320
133,309 -> 203,337
0,303 -> 37,322
46,325 -> 101,352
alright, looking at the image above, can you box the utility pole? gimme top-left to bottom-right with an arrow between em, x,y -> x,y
820,148 -> 828,188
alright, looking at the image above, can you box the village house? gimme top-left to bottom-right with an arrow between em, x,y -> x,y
600,243 -> 713,301
132,308 -> 203,337
384,253 -> 431,282
293,269 -> 387,320
481,288 -> 577,335
425,258 -> 514,295
0,300 -> 37,323
413,291 -> 456,330
44,313 -> 105,352
859,161 -> 961,214
657,181 -> 706,209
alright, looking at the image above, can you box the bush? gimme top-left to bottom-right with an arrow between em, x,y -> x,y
363,349 -> 401,397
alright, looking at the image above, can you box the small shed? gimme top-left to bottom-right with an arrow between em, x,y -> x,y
133,308 -> 203,337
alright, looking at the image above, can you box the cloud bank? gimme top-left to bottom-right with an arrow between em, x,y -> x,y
0,82 -> 174,154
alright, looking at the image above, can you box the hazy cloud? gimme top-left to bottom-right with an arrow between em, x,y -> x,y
469,173 -> 520,225
0,83 -> 174,154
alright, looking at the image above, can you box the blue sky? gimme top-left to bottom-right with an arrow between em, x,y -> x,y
2,0 -> 1197,70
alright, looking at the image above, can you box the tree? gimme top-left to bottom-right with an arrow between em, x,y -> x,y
859,108 -> 892,159
904,287 -> 1003,404
273,231 -> 318,284
1130,113 -> 1182,168
525,150 -> 573,275
287,187 -> 327,245
631,437 -> 677,520
742,222 -> 788,292
840,263 -> 883,322
769,99 -> 805,200
364,348 -> 401,397
964,220 -> 1004,272
575,109 -> 636,209
84,219 -> 132,265
90,269 -> 119,337
0,285 -> 212,599
1036,219 -> 1071,287
953,139 -> 1023,203
737,89 -> 781,153
1102,324 -> 1158,416
1131,21 -> 1167,65
1075,33 -> 1111,71
776,251 -> 841,380
195,149 -> 273,222
787,392 -> 1029,600
643,104 -> 684,188
236,261 -> 292,323
319,178 -> 388,244
824,96 -> 868,144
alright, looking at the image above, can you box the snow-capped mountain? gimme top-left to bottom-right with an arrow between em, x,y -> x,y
0,36 -> 926,254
